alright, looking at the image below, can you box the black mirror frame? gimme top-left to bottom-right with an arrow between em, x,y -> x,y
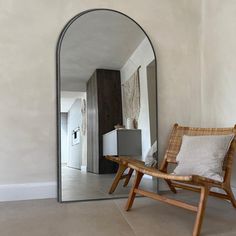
56,8 -> 158,202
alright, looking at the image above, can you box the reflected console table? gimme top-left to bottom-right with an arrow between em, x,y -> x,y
103,129 -> 142,156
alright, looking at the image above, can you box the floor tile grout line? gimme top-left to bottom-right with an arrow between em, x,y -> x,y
113,199 -> 138,236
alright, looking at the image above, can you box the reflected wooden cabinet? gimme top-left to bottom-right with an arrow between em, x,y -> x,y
87,69 -> 122,174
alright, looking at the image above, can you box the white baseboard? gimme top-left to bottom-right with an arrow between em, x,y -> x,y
0,181 -> 234,202
81,165 -> 87,172
0,182 -> 57,202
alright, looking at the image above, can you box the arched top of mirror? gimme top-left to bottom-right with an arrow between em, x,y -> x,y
60,9 -> 155,92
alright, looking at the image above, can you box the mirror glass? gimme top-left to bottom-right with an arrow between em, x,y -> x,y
58,9 -> 157,202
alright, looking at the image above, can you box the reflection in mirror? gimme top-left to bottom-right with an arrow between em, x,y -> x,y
58,9 -> 157,202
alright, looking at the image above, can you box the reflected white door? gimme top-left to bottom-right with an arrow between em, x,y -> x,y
67,99 -> 82,169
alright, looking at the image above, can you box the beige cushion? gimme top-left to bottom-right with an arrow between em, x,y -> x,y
173,134 -> 235,181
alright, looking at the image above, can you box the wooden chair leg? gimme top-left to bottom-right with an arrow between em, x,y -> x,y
224,186 -> 236,208
123,168 -> 134,187
160,161 -> 177,194
125,171 -> 144,211
193,186 -> 209,236
165,179 -> 177,194
109,164 -> 127,194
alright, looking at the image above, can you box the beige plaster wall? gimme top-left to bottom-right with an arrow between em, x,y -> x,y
0,0 -> 202,185
202,0 -> 236,187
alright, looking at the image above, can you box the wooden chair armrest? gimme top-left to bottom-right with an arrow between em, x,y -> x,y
106,156 -> 222,186
105,155 -> 144,166
127,162 -> 193,182
191,175 -> 223,186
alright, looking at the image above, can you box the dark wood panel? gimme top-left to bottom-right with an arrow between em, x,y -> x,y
87,69 -> 122,174
86,71 -> 99,173
97,69 -> 122,174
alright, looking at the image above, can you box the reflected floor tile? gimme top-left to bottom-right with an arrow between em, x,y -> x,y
61,166 -> 157,201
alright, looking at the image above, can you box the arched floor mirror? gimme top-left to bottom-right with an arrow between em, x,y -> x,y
56,9 -> 158,202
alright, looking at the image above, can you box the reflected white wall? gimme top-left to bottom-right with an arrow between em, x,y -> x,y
120,38 -> 155,160
61,113 -> 69,164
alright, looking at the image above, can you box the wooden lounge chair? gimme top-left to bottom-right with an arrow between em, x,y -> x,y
125,124 -> 236,236
105,156 -> 144,194
106,143 -> 157,194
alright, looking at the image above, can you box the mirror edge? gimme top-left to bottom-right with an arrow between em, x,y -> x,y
55,8 -> 158,203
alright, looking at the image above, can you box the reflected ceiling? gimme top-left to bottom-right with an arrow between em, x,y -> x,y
60,10 -> 145,89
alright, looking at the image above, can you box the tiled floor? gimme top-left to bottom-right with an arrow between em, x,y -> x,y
61,166 -> 157,201
1,191 -> 236,236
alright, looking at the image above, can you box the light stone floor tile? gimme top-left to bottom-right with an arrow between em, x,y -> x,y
115,191 -> 236,236
0,191 -> 236,236
0,199 -> 135,236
